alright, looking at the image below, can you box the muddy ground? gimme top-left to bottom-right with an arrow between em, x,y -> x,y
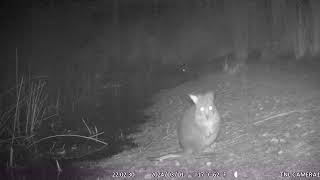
75,58 -> 320,180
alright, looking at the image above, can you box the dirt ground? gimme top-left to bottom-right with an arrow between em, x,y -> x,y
75,58 -> 320,180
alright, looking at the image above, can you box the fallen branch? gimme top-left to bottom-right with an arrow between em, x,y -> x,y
254,107 -> 320,125
27,133 -> 107,149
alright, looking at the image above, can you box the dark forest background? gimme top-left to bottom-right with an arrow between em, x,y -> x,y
1,0 -> 320,103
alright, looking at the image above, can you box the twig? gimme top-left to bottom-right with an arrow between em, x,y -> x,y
82,118 -> 92,135
0,94 -> 31,136
50,142 -> 56,153
55,159 -> 62,173
254,107 -> 320,125
40,113 -> 57,121
92,126 -> 98,138
27,134 -> 108,149
10,76 -> 23,167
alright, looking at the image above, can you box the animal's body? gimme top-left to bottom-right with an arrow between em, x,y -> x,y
151,91 -> 221,161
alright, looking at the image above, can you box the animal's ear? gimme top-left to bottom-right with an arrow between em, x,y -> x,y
189,94 -> 198,104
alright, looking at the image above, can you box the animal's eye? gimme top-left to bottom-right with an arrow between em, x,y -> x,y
200,107 -> 205,111
208,106 -> 213,110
